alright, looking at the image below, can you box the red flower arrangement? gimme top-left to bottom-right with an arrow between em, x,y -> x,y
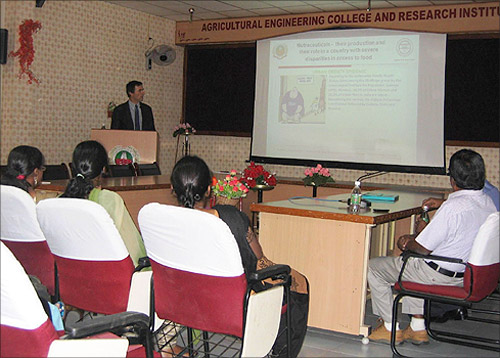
9,19 -> 42,84
241,162 -> 277,189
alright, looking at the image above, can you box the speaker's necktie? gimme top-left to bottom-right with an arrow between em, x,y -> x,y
134,104 -> 140,130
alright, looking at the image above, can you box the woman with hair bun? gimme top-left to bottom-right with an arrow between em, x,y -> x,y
61,140 -> 146,267
170,156 -> 309,358
1,145 -> 46,199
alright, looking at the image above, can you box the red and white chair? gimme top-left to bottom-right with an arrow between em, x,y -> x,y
36,198 -> 156,323
138,203 -> 290,357
391,211 -> 500,357
1,185 -> 57,297
0,241 -> 151,357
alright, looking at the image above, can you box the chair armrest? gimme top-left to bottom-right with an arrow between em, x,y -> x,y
134,257 -> 151,272
402,251 -> 464,265
64,311 -> 149,339
398,252 -> 471,298
247,264 -> 291,283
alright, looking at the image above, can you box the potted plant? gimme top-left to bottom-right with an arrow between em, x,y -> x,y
211,170 -> 249,209
173,122 -> 196,158
303,164 -> 334,197
240,162 -> 277,189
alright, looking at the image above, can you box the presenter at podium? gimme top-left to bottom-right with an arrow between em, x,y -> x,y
111,80 -> 156,131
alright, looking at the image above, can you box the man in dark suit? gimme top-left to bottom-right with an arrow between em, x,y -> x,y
111,81 -> 156,131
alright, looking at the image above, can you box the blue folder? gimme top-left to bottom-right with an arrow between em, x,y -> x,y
363,193 -> 399,202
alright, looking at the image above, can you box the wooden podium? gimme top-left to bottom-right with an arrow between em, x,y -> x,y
90,129 -> 159,164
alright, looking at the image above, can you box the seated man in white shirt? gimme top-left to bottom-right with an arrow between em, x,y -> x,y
367,149 -> 497,345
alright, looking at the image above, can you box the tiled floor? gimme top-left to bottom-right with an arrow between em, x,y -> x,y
298,298 -> 500,357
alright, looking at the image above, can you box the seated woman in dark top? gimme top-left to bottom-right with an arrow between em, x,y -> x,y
1,145 -> 46,200
170,156 -> 309,358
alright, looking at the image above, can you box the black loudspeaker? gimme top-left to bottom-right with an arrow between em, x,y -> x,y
0,29 -> 7,65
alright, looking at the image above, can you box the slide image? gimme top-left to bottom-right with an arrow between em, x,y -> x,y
279,75 -> 326,124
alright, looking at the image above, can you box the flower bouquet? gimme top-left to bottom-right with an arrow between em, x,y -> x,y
303,164 -> 334,186
173,122 -> 196,137
241,162 -> 277,189
212,170 -> 249,207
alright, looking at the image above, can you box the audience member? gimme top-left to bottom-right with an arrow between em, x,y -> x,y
170,156 -> 309,358
60,140 -> 146,267
367,149 -> 496,345
483,179 -> 500,210
1,145 -> 45,199
419,180 -> 498,218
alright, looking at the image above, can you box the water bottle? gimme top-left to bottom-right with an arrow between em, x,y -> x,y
349,180 -> 362,213
421,205 -> 430,223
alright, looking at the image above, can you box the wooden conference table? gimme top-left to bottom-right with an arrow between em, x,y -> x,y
250,189 -> 443,337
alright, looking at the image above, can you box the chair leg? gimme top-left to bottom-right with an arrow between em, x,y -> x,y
144,327 -> 154,358
391,293 -> 408,358
285,281 -> 291,358
187,327 -> 194,357
427,302 -> 500,352
202,331 -> 210,358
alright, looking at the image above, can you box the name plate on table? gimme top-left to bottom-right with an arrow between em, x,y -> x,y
363,193 -> 399,202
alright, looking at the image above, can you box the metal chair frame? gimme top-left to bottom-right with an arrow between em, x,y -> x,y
391,252 -> 500,357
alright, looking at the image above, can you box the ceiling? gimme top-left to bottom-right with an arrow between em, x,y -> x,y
106,0 -> 493,22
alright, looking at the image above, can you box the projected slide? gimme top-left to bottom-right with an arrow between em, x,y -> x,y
252,29 -> 446,174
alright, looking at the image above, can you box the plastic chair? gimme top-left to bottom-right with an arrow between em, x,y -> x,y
0,242 -> 153,358
0,185 -> 57,297
43,164 -> 71,180
391,212 -> 500,357
138,203 -> 291,357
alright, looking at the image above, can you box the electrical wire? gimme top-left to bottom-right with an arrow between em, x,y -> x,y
356,171 -> 387,182
287,196 -> 345,207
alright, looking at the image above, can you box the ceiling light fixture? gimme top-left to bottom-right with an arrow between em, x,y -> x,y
367,0 -> 371,11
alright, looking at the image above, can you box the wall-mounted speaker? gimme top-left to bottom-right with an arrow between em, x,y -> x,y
0,29 -> 8,65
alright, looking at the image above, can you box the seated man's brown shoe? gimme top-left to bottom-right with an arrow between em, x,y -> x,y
368,324 -> 403,345
402,326 -> 429,345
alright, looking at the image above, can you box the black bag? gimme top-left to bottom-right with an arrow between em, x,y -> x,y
28,275 -> 52,320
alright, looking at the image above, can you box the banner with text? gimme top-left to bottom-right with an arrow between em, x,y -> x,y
176,2 -> 499,45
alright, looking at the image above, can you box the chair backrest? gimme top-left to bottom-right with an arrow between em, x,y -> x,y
137,162 -> 161,176
0,185 -> 56,296
464,212 -> 500,301
108,164 -> 137,177
138,203 -> 247,337
43,164 -> 70,180
1,242 -> 59,357
37,198 -> 135,314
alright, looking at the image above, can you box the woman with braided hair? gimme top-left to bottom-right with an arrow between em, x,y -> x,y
61,140 -> 146,267
1,145 -> 46,200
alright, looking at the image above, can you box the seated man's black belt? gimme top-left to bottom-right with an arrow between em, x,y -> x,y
426,261 -> 464,278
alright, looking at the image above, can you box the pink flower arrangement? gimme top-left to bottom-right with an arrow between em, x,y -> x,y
212,170 -> 249,199
173,122 -> 196,137
303,164 -> 334,186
